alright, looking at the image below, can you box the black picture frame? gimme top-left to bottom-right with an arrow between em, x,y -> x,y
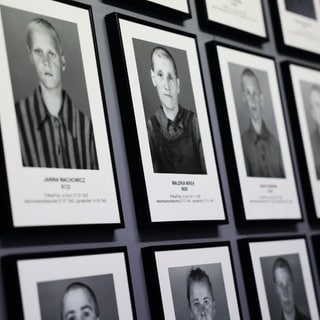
206,41 -> 301,222
2,247 -> 137,320
269,0 -> 320,59
196,0 -> 268,43
103,0 -> 191,22
142,242 -> 242,320
105,13 -> 225,227
0,0 -> 123,228
281,61 -> 320,222
238,236 -> 319,320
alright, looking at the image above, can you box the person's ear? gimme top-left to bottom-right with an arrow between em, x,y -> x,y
259,93 -> 264,109
177,78 -> 180,95
151,69 -> 156,87
311,105 -> 317,120
27,45 -> 34,65
212,300 -> 216,318
61,54 -> 66,72
241,89 -> 247,104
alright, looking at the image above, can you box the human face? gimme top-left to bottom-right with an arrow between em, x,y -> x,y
274,267 -> 295,316
151,54 -> 180,113
62,288 -> 99,320
28,26 -> 65,91
310,89 -> 320,127
189,282 -> 216,320
242,75 -> 263,122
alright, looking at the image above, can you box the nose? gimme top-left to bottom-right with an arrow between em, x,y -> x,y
42,54 -> 51,66
163,77 -> 169,90
200,304 -> 206,316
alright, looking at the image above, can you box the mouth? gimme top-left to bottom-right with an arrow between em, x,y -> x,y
44,72 -> 53,77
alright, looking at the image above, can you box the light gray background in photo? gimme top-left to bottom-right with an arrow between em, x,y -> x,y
37,274 -> 119,320
0,5 -> 91,117
168,263 -> 230,320
300,80 -> 318,136
228,62 -> 280,140
133,38 -> 197,119
260,253 -> 311,320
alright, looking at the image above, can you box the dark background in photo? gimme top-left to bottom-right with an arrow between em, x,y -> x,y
284,0 -> 316,19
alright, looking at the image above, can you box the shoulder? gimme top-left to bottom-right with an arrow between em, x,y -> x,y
64,91 -> 91,122
15,90 -> 37,116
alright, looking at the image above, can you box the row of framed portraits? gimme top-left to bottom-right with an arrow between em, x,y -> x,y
1,0 -> 320,228
3,237 -> 320,319
109,0 -> 320,59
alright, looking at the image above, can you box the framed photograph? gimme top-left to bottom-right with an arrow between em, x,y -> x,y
2,248 -> 136,319
196,0 -> 267,40
142,243 -> 242,320
0,0 -> 122,227
282,62 -> 320,220
106,14 -> 225,225
105,0 -> 191,21
239,237 -> 319,320
270,0 -> 320,56
206,43 -> 301,221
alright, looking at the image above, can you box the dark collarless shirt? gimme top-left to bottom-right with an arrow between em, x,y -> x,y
15,87 -> 98,169
280,307 -> 311,320
241,120 -> 285,178
147,105 -> 206,174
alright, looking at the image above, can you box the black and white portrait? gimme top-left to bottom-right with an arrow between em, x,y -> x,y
168,264 -> 230,320
37,274 -> 119,320
229,63 -> 285,178
300,80 -> 320,180
260,254 -> 311,320
133,38 -> 207,175
1,6 -> 98,169
284,0 -> 316,19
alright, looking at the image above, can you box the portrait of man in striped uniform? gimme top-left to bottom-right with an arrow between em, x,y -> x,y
15,17 -> 99,169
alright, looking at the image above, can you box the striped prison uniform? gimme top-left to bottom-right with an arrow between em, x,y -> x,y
15,87 -> 99,169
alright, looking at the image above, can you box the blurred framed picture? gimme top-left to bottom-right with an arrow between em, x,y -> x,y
142,243 -> 242,319
271,0 -> 320,57
107,0 -> 191,20
206,42 -> 301,221
0,0 -> 121,227
106,13 -> 225,226
196,0 -> 267,41
2,248 -> 136,319
239,237 -> 319,319
282,62 -> 320,220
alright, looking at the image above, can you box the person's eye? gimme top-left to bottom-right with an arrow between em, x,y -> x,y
193,302 -> 200,309
157,71 -> 163,78
66,316 -> 75,320
34,49 -> 42,55
48,51 -> 57,59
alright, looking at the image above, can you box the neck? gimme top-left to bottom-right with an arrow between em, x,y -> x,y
283,308 -> 296,320
162,104 -> 179,121
40,84 -> 63,117
251,118 -> 263,134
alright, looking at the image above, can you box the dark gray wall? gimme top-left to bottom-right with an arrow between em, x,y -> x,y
0,1 -> 320,319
